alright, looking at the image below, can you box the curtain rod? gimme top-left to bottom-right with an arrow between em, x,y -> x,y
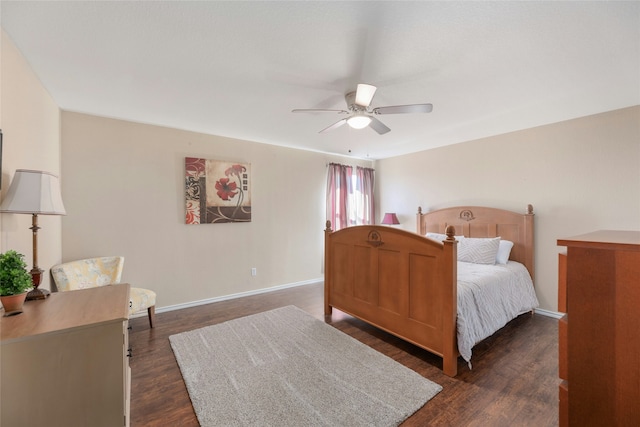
326,162 -> 375,172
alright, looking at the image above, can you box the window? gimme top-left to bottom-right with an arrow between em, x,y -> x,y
326,163 -> 375,231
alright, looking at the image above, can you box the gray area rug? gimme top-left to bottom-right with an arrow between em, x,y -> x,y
169,305 -> 442,426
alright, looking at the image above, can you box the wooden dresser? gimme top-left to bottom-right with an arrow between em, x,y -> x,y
557,230 -> 640,426
1,284 -> 131,427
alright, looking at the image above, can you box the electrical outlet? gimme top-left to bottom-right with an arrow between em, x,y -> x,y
251,268 -> 257,276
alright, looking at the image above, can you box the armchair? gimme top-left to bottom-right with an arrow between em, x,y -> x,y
51,256 -> 156,328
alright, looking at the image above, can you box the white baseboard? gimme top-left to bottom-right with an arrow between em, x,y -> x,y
129,278 -> 565,321
534,307 -> 563,319
129,277 -> 324,318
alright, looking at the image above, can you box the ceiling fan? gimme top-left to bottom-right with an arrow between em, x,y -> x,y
292,83 -> 433,135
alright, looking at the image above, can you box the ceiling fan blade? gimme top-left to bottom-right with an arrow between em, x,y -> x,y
354,84 -> 377,108
292,109 -> 348,114
319,118 -> 348,133
373,103 -> 433,115
369,116 -> 391,135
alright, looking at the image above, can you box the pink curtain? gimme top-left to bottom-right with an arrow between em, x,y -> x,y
355,166 -> 375,226
326,163 -> 352,231
326,163 -> 375,231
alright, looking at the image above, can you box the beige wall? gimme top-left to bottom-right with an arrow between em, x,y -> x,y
376,106 -> 640,312
61,112 -> 373,309
0,31 -> 62,291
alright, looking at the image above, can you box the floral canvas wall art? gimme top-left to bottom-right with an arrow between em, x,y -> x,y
185,157 -> 251,224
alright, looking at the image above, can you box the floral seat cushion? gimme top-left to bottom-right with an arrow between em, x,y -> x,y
129,287 -> 156,315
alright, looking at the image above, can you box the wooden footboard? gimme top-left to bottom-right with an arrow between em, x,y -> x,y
324,222 -> 460,376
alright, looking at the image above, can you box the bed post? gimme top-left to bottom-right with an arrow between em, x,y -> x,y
442,225 -> 458,377
324,221 -> 333,315
524,204 -> 535,284
416,206 -> 425,235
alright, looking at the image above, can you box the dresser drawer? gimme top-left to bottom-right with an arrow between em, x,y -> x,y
559,380 -> 568,427
558,314 -> 568,380
558,253 -> 567,313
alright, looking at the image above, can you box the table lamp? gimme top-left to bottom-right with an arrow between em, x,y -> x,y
381,212 -> 400,225
0,169 -> 66,300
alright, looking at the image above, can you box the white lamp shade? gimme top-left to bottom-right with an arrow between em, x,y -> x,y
347,115 -> 372,129
0,169 -> 66,215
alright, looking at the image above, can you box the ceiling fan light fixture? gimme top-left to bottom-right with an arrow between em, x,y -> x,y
347,115 -> 372,129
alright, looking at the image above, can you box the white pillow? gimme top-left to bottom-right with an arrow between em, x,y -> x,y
458,237 -> 500,264
425,232 -> 463,242
496,239 -> 514,264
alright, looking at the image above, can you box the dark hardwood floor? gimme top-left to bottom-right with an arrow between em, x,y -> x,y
128,282 -> 559,426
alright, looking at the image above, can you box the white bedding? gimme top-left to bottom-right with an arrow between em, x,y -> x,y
456,260 -> 539,364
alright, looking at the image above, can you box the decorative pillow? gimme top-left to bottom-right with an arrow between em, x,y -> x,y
458,237 -> 501,264
496,239 -> 514,264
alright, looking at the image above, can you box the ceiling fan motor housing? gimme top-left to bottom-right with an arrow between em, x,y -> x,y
345,91 -> 366,111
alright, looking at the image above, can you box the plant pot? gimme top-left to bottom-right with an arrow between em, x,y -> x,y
1,292 -> 28,316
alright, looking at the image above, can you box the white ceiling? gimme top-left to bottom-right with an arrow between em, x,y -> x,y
2,1 -> 639,160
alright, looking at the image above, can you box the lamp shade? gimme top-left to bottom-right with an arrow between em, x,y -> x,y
381,212 -> 400,225
0,169 -> 66,215
347,114 -> 372,129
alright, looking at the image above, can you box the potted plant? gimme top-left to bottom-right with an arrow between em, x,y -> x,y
0,250 -> 33,315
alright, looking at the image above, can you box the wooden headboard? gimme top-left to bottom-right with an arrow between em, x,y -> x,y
416,204 -> 535,282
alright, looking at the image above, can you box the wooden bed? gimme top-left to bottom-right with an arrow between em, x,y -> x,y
324,204 -> 535,377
